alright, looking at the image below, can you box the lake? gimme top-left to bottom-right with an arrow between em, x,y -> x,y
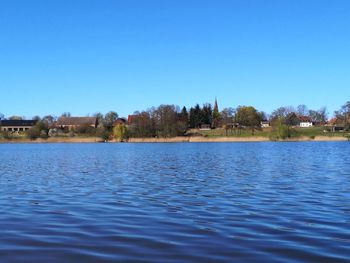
0,142 -> 349,262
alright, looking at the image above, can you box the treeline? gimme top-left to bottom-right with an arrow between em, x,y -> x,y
128,105 -> 188,138
126,101 -> 350,138
0,111 -> 120,140
0,100 -> 349,140
129,103 -> 220,138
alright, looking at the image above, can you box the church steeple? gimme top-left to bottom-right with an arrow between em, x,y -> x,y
214,97 -> 219,114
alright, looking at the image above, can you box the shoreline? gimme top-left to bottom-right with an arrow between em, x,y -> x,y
0,137 -> 104,143
0,135 -> 348,143
128,136 -> 348,143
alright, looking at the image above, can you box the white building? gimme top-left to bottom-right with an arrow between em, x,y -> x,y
261,121 -> 270,128
298,116 -> 313,128
0,120 -> 37,132
300,121 -> 313,128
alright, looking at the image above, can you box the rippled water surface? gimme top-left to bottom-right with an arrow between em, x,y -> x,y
0,142 -> 350,262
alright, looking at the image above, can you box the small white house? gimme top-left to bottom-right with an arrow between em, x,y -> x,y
298,116 -> 313,128
261,121 -> 270,128
300,121 -> 313,128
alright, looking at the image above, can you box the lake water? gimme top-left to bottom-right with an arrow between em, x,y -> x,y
0,142 -> 349,262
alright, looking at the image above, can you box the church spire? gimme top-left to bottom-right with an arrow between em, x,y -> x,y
214,97 -> 219,113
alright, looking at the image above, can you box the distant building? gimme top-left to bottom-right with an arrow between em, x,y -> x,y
0,120 -> 37,132
260,121 -> 270,128
298,116 -> 313,128
213,98 -> 219,113
325,118 -> 346,132
199,124 -> 211,130
55,117 -> 97,130
115,118 -> 127,125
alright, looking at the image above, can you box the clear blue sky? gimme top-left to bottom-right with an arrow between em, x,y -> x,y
0,0 -> 349,118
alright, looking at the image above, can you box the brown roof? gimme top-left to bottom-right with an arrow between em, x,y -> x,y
298,116 -> 312,122
115,118 -> 127,125
56,117 -> 97,127
328,118 -> 337,125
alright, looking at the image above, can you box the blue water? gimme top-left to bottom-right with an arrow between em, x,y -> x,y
0,142 -> 349,262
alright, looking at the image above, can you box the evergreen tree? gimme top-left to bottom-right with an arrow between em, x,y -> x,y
212,98 -> 221,128
202,103 -> 212,125
189,104 -> 202,128
178,106 -> 189,129
179,106 -> 188,122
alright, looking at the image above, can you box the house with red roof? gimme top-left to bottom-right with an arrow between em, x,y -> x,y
298,116 -> 313,128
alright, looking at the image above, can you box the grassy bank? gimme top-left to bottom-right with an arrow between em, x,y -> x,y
0,136 -> 347,143
194,127 -> 349,139
0,127 -> 349,143
128,136 -> 348,143
0,136 -> 103,143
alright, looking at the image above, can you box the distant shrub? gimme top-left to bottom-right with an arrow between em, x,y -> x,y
277,124 -> 290,139
101,131 -> 111,142
113,124 -> 129,142
75,125 -> 96,136
26,127 -> 40,140
1,131 -> 11,140
95,127 -> 106,137
40,130 -> 49,139
269,134 -> 278,141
